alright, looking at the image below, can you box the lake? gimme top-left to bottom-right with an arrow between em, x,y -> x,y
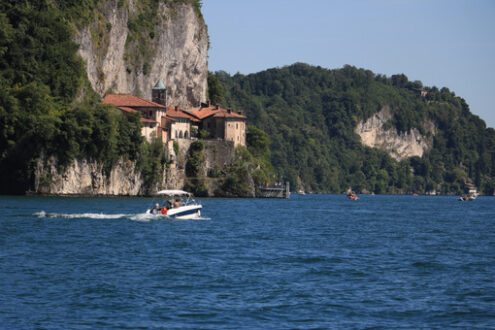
1,194 -> 494,328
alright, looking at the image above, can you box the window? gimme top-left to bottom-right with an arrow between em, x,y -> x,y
179,131 -> 183,138
184,131 -> 188,139
236,123 -> 238,129
175,130 -> 178,138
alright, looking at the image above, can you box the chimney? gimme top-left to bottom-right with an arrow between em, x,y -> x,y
175,106 -> 179,111
216,104 -> 219,110
237,110 -> 243,115
207,99 -> 211,107
227,108 -> 232,114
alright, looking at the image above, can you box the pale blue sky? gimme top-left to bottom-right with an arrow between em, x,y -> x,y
202,0 -> 495,128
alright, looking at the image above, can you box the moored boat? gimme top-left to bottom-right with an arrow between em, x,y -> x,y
458,183 -> 478,201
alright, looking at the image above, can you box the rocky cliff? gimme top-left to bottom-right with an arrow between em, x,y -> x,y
32,140 -> 243,196
75,0 -> 208,109
356,107 -> 435,161
34,157 -> 144,195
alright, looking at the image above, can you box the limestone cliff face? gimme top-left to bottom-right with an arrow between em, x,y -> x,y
32,140 -> 246,196
355,107 -> 435,161
75,0 -> 208,109
34,157 -> 144,195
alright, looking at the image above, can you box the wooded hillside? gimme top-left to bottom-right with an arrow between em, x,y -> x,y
210,64 -> 495,195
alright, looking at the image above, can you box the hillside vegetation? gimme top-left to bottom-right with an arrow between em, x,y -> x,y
0,0 -> 262,196
210,64 -> 495,195
2,1 -> 494,196
0,1 -> 182,193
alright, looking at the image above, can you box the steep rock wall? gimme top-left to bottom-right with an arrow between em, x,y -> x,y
356,107 -> 435,161
34,157 -> 144,195
75,0 -> 208,109
32,140 -> 243,196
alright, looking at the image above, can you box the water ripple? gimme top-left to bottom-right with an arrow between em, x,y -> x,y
0,195 -> 494,328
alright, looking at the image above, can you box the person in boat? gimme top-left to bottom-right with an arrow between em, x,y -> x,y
151,203 -> 160,214
173,199 -> 180,208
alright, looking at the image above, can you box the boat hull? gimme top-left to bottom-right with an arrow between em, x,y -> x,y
147,204 -> 202,219
167,204 -> 202,219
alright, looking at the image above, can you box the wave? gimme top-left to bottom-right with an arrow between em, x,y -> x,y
34,211 -> 131,219
33,211 -> 210,222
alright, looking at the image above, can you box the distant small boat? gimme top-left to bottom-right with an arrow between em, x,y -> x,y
458,194 -> 476,201
347,192 -> 359,200
459,183 -> 478,201
298,190 -> 306,195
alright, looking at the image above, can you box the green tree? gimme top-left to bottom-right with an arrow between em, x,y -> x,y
207,71 -> 224,104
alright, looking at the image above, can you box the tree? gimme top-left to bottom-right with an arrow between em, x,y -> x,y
246,125 -> 270,159
207,71 -> 224,104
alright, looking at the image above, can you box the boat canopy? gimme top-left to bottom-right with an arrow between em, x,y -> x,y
155,189 -> 192,196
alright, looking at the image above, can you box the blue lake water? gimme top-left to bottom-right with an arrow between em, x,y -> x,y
1,194 -> 494,328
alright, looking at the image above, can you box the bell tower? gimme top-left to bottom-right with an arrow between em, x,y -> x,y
152,79 -> 167,106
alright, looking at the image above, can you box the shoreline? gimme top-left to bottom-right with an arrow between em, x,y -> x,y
19,192 -> 493,198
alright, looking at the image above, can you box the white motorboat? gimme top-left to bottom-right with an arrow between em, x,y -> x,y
146,189 -> 202,219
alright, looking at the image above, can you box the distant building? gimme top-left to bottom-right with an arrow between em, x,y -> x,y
102,80 -> 198,143
102,93 -> 168,142
150,79 -> 199,142
413,88 -> 428,98
103,81 -> 246,147
152,79 -> 167,106
164,106 -> 199,141
189,101 -> 247,147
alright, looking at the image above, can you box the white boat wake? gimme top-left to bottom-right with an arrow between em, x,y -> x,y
33,211 -> 210,222
34,211 -> 131,219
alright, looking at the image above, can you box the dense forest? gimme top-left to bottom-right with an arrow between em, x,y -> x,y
0,0 -> 207,194
0,0 -> 264,196
2,1 -> 494,196
209,64 -> 495,195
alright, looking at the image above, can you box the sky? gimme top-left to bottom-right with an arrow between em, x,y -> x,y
202,0 -> 495,128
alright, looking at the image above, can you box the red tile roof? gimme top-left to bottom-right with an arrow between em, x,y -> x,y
161,115 -> 176,122
117,106 -> 138,113
140,118 -> 157,123
102,94 -> 166,108
189,105 -> 246,120
166,106 -> 199,122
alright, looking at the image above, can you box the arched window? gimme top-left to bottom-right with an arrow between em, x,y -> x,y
236,123 -> 238,129
175,130 -> 178,138
184,131 -> 188,139
179,131 -> 183,138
